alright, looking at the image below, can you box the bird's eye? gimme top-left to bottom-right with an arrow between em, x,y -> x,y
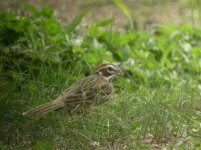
107,67 -> 113,71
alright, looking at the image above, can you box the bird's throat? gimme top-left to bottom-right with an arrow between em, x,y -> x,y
103,74 -> 115,81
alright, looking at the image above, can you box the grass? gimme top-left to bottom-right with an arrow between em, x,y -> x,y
1,3 -> 201,149
0,67 -> 201,149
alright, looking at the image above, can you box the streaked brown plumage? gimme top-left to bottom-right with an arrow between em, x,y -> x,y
23,63 -> 124,116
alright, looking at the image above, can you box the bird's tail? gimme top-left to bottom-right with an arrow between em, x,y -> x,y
22,101 -> 64,116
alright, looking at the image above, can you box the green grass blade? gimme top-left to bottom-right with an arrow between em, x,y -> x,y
113,0 -> 133,29
66,8 -> 91,34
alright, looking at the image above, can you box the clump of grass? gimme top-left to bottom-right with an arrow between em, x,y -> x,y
1,72 -> 200,149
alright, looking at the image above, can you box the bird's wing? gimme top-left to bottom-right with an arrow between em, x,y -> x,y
55,75 -> 113,106
81,75 -> 113,105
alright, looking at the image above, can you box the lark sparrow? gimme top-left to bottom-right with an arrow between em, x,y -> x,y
23,63 -> 124,116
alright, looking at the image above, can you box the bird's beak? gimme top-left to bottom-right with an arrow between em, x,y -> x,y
116,68 -> 124,76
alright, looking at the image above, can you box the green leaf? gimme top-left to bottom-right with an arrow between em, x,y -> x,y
88,19 -> 113,37
66,8 -> 91,35
42,18 -> 61,34
42,7 -> 54,17
114,0 -> 130,18
95,19 -> 113,27
25,4 -> 40,16
88,24 -> 98,37
113,0 -> 133,29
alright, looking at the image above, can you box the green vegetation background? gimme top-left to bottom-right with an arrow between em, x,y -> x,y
0,2 -> 201,149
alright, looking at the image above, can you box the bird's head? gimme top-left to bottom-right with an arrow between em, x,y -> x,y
93,63 -> 124,81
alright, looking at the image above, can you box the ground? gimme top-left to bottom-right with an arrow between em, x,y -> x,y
1,0 -> 200,29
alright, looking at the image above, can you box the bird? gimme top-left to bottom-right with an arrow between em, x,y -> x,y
22,63 -> 124,116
